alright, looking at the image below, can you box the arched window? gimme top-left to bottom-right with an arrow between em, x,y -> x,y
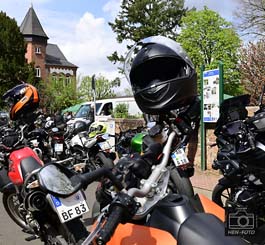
65,75 -> 71,86
35,47 -> 41,54
35,67 -> 41,77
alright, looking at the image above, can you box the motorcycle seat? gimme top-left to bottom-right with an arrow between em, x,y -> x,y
178,213 -> 246,245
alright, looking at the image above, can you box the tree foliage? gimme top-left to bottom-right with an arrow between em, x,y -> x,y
108,0 -> 187,66
113,103 -> 129,118
0,11 -> 35,108
177,7 -> 243,96
234,0 -> 265,38
79,75 -> 121,101
239,39 -> 265,105
39,76 -> 82,114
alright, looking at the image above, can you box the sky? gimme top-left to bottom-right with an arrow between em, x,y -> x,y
0,0 -> 241,92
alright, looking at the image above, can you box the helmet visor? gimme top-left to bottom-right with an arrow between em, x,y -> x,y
124,36 -> 194,86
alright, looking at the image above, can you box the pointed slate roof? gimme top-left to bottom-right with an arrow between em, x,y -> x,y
20,6 -> 48,39
46,44 -> 78,68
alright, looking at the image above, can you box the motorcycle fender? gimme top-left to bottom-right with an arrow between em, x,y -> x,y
217,177 -> 234,187
198,194 -> 225,222
107,223 -> 176,245
0,182 -> 15,193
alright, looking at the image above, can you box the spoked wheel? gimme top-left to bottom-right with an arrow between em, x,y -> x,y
212,184 -> 233,208
2,191 -> 31,232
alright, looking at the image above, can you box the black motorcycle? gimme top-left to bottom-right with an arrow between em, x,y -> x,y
212,90 -> 265,244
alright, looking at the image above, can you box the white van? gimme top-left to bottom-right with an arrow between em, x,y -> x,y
67,97 -> 142,127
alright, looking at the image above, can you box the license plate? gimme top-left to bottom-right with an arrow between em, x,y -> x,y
171,148 -> 189,167
98,141 -> 111,151
48,191 -> 89,223
55,143 -> 63,152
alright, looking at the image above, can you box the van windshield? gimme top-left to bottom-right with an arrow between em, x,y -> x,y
75,103 -> 102,118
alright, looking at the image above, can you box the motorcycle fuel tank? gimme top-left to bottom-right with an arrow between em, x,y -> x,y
8,147 -> 43,185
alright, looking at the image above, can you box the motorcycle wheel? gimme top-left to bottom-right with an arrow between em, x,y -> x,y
168,168 -> 194,198
2,191 -> 31,232
95,152 -> 114,169
45,218 -> 89,245
212,184 -> 232,208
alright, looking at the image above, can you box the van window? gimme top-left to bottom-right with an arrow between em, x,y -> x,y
75,103 -> 102,118
101,102 -> 113,116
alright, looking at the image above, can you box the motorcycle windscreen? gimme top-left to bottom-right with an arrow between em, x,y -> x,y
38,164 -> 79,197
107,223 -> 176,245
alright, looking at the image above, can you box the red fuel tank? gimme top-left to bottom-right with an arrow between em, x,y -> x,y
8,147 -> 43,185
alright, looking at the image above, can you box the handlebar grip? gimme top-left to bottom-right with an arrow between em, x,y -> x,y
97,205 -> 124,244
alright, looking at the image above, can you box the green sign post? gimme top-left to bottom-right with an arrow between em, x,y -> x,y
200,62 -> 224,170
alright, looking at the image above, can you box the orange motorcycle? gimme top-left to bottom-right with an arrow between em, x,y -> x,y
34,128 -> 246,244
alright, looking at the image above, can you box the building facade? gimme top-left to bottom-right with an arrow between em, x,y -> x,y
20,6 -> 78,83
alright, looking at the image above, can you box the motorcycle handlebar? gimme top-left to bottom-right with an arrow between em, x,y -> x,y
96,205 -> 124,244
79,168 -> 123,191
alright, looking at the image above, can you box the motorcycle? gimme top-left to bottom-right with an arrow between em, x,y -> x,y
212,88 -> 265,244
41,127 -> 245,245
64,121 -> 115,172
0,124 -> 89,244
27,127 -> 51,162
115,126 -> 145,157
113,111 -> 198,198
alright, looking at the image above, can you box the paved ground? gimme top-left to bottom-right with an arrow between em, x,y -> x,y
0,183 -> 98,245
0,168 -> 221,244
190,166 -> 221,199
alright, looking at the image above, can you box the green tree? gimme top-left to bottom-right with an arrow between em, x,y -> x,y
239,40 -> 265,105
108,0 -> 187,68
79,75 -> 120,100
113,103 -> 129,118
39,76 -> 82,113
0,11 -> 35,107
177,7 -> 243,96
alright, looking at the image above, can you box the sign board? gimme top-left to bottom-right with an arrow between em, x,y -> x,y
203,69 -> 220,123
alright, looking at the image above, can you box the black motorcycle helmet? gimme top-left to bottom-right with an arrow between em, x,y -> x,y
124,36 -> 197,114
2,83 -> 40,121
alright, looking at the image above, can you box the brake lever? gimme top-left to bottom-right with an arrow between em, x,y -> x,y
81,207 -> 108,245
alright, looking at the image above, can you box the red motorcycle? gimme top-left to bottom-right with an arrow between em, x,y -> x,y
0,125 -> 88,244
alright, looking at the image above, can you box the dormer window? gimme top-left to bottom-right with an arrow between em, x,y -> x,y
36,67 -> 41,77
35,47 -> 41,54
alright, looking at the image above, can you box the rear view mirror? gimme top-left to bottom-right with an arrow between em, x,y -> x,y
38,163 -> 82,197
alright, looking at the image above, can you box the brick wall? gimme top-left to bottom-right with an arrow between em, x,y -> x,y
25,42 -> 47,80
115,118 -> 145,134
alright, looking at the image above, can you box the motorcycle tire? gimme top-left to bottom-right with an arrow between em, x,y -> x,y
2,191 -> 31,232
95,152 -> 114,169
45,218 -> 89,245
212,184 -> 232,208
169,168 -> 194,198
